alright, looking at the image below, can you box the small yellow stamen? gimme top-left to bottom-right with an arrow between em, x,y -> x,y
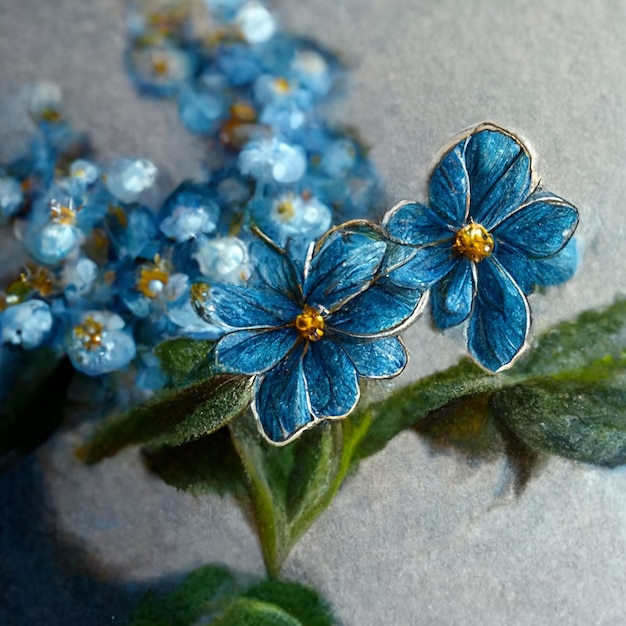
74,316 -> 105,351
219,102 -> 259,149
152,56 -> 170,76
453,222 -> 494,263
39,107 -> 61,123
108,204 -> 128,227
294,305 -> 325,342
137,261 -> 170,298
50,200 -> 78,225
190,282 -> 210,305
22,264 -> 54,297
274,77 -> 291,93
276,200 -> 295,221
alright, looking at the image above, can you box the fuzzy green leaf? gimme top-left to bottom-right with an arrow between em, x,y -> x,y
494,378 -> 626,466
350,358 -> 501,465
81,374 -> 253,463
350,298 -> 626,473
142,427 -> 247,498
154,337 -> 216,387
128,564 -> 239,626
129,564 -> 337,626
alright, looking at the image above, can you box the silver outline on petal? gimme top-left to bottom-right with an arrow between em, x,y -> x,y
429,122 -> 540,195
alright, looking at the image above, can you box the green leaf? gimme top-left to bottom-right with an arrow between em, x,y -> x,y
351,358 -> 501,465
413,392 -> 505,461
494,379 -> 626,466
241,580 -> 336,626
212,598 -> 303,626
142,426 -> 247,498
80,374 -> 253,463
350,298 -> 626,473
154,337 -> 216,387
129,564 -> 337,626
129,564 -> 239,626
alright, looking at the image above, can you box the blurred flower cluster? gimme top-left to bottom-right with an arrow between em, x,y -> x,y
0,0 -> 382,390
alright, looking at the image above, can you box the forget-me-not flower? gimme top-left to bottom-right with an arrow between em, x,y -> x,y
383,123 -> 579,372
204,223 -> 426,444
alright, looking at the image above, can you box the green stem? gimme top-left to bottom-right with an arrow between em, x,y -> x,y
229,422 -> 284,579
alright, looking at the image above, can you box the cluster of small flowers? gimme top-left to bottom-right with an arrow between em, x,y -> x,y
125,0 -> 381,243
0,0 -> 382,389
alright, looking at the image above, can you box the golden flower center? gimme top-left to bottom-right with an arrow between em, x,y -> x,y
151,57 -> 170,76
276,199 -> 295,221
74,317 -> 105,351
137,256 -> 170,298
453,222 -> 494,263
295,305 -> 325,342
50,200 -> 77,225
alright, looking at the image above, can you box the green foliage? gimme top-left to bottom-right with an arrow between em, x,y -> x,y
142,427 -> 246,497
83,299 -> 626,578
230,412 -> 369,577
353,298 -> 626,477
129,565 -> 337,626
154,338 -> 216,387
81,374 -> 253,463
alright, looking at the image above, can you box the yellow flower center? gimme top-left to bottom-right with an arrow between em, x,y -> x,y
294,305 -> 325,342
50,200 -> 78,225
276,199 -> 295,221
151,57 -> 170,76
190,282 -> 210,304
274,77 -> 291,93
137,256 -> 170,298
453,222 -> 494,263
74,316 -> 105,351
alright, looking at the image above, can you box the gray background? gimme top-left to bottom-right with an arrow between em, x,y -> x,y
1,0 -> 626,624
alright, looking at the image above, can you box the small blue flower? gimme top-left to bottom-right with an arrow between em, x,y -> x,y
206,223 -> 426,444
159,181 -> 221,243
384,123 -> 579,372
67,310 -> 136,376
0,175 -> 23,219
1,300 -> 53,349
238,135 -> 307,184
102,158 -> 157,204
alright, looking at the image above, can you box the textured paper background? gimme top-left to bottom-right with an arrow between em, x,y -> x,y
1,1 -> 625,624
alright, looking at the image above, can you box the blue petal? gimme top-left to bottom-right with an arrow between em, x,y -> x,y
216,327 -> 298,374
304,340 -> 359,418
340,336 -> 408,378
248,234 -> 303,304
304,223 -> 387,312
383,201 -> 453,245
385,239 -> 457,290
492,190 -> 579,256
254,346 -> 312,444
209,283 -> 300,328
468,258 -> 530,372
431,258 -> 475,329
429,143 -> 470,226
531,238 -> 579,286
464,126 -> 533,230
495,238 -> 579,295
328,277 -> 425,336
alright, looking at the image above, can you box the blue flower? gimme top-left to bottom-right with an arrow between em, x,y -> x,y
383,123 -> 579,372
67,311 -> 136,376
206,223 -> 426,444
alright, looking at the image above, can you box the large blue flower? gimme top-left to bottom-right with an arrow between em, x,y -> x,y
206,223 -> 426,444
383,123 -> 579,372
